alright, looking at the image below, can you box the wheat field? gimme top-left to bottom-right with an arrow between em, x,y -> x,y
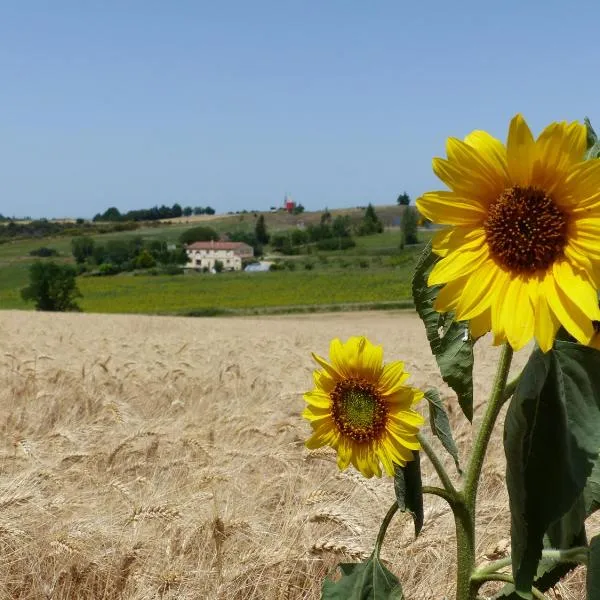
0,310 -> 593,599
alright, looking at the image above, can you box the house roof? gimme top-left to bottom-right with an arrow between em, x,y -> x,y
186,241 -> 253,251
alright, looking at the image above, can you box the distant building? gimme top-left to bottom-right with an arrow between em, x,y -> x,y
284,195 -> 296,214
244,261 -> 272,272
185,241 -> 253,271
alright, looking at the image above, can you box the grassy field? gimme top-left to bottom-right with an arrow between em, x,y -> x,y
76,267 -> 415,315
0,310 -> 589,599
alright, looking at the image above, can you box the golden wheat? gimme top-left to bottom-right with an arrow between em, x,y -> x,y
0,310 -> 594,599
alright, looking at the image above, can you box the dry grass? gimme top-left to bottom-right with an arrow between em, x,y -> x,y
0,310 -> 594,599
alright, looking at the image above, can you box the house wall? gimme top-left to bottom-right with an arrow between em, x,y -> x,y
185,249 -> 242,271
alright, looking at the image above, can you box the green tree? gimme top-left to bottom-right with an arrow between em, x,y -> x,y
134,249 -> 156,269
255,214 -> 270,244
320,208 -> 332,225
397,191 -> 411,205
358,203 -> 383,235
21,262 -> 82,312
179,226 -> 219,245
331,215 -> 351,238
71,236 -> 96,264
402,206 -> 419,245
183,206 -> 193,217
213,260 -> 224,273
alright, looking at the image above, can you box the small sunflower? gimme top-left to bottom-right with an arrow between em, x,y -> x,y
303,336 -> 424,478
416,114 -> 600,352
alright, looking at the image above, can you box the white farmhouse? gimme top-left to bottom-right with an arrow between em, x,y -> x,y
185,241 -> 254,271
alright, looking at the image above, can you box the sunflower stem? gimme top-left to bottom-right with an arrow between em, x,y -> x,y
455,343 -> 513,600
417,433 -> 458,497
422,485 -> 456,505
470,573 -> 550,600
374,501 -> 399,558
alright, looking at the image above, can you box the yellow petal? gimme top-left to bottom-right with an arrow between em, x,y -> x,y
428,244 -> 489,286
416,191 -> 487,225
378,360 -> 409,395
590,332 -> 600,351
304,390 -> 331,408
336,438 -> 353,470
552,260 -> 600,321
506,114 -> 536,186
432,157 -> 498,205
332,336 -> 384,381
532,121 -> 587,194
446,137 -> 507,199
534,283 -> 560,353
490,269 -> 513,346
455,260 -> 501,320
431,226 -> 486,258
544,273 -> 594,344
375,444 -> 396,477
501,277 -> 535,350
563,159 -> 600,209
305,421 -> 339,449
434,277 -> 466,313
311,352 -> 340,380
470,307 -> 491,338
464,129 -> 510,185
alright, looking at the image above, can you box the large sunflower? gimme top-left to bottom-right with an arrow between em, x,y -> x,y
303,336 -> 424,478
416,114 -> 600,352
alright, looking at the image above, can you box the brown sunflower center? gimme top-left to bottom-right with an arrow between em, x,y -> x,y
594,321 -> 600,334
330,378 -> 387,443
484,185 -> 568,274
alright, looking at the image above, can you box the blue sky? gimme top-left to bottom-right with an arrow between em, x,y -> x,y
1,1 -> 599,218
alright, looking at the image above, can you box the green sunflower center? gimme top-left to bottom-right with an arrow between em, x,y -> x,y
484,185 -> 568,274
330,378 -> 388,443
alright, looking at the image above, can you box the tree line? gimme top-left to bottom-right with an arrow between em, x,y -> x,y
92,204 -> 215,222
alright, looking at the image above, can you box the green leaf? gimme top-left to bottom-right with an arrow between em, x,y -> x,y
585,117 -> 600,160
492,499 -> 587,599
321,553 -> 404,599
588,536 -> 600,600
584,455 -> 600,516
504,341 -> 600,598
425,388 -> 461,473
394,452 -> 424,536
412,242 -> 475,421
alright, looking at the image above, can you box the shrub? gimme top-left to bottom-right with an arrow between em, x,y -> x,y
358,259 -> 369,269
134,249 -> 156,269
284,260 -> 296,271
29,246 -> 58,257
71,236 -> 96,263
97,263 -> 120,276
214,260 -> 224,273
179,226 -> 219,245
304,262 -> 314,270
21,262 -> 82,311
402,206 -> 419,245
316,237 -> 356,251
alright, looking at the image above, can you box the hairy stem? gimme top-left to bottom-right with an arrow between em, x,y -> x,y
417,433 -> 458,496
473,546 -> 589,579
470,573 -> 550,600
422,485 -> 456,505
374,501 -> 399,558
455,343 -> 513,600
